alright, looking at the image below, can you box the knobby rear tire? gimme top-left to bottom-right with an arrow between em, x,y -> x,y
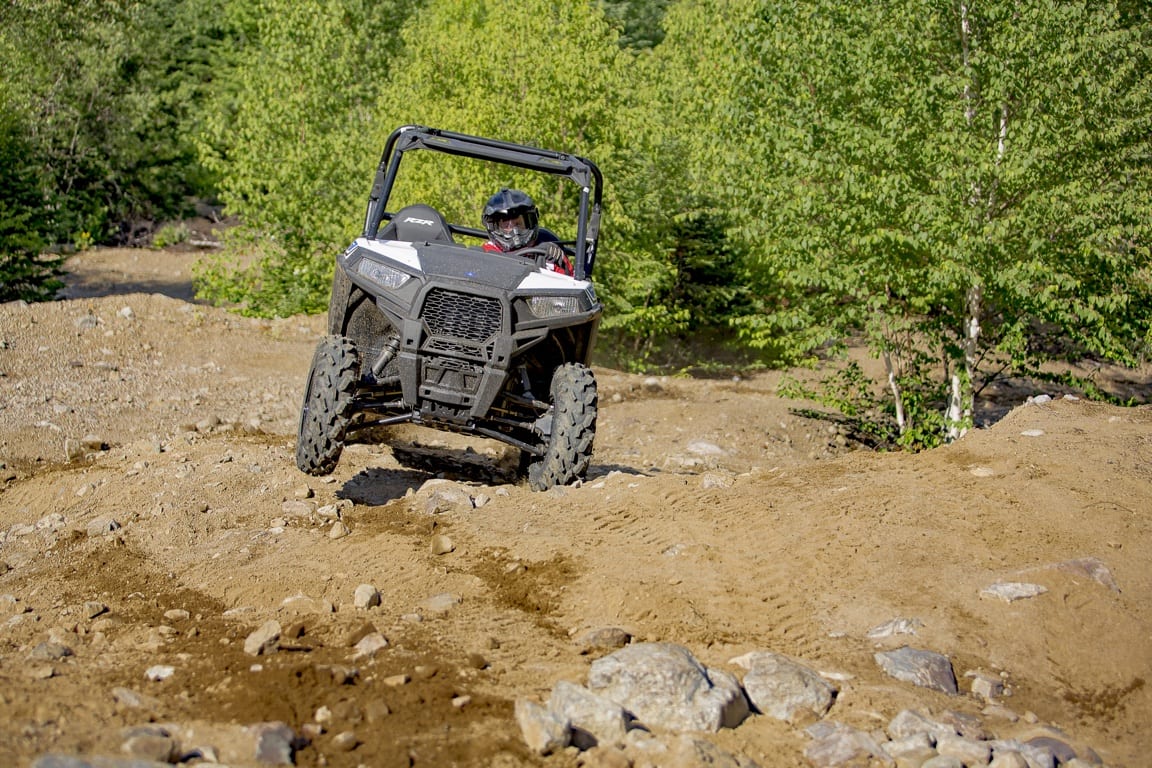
295,335 -> 359,475
528,363 -> 597,491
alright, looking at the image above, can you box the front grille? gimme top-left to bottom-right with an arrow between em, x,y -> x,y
422,289 -> 502,342
424,338 -> 490,358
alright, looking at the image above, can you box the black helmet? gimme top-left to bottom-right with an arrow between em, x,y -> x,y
482,188 -> 539,251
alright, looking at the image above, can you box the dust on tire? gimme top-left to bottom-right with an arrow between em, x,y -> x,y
295,335 -> 359,475
528,362 -> 597,491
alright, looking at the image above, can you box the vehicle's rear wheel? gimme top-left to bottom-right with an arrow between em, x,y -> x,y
527,363 -> 597,491
296,335 -> 359,475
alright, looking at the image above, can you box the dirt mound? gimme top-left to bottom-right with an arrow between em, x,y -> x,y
1,249 -> 1149,767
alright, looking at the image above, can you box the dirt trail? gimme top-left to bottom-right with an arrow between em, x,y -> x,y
0,248 -> 1149,767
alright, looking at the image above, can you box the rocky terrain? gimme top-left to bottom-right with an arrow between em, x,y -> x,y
0,248 -> 1150,768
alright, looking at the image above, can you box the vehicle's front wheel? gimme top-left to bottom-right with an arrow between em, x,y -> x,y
527,363 -> 597,491
296,335 -> 359,475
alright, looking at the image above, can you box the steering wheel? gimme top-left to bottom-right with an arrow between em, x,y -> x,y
515,244 -> 573,271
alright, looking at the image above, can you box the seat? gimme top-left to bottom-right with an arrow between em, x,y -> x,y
381,204 -> 455,244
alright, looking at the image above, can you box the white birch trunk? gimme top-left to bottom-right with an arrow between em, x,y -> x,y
882,349 -> 907,434
945,0 -> 986,442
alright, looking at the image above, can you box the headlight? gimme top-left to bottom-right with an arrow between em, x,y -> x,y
526,295 -> 581,318
356,257 -> 411,289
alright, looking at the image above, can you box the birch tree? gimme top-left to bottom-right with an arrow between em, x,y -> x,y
728,0 -> 1152,447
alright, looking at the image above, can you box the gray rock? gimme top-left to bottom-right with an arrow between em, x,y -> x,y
0,593 -> 22,615
575,626 -> 632,653
989,752 -> 1030,768
730,651 -> 835,724
1053,557 -> 1119,592
887,709 -> 959,741
110,687 -> 161,712
875,647 -> 958,694
420,593 -> 461,616
700,472 -> 734,490
280,594 -> 334,614
881,732 -> 937,765
922,757 -> 964,768
866,617 -> 924,639
988,739 -> 1056,768
249,722 -> 297,765
515,698 -> 570,755
686,440 -> 725,456
243,620 -> 281,656
121,730 -> 178,763
662,734 -> 762,768
29,642 -> 74,661
804,721 -> 889,767
37,513 -> 67,530
587,642 -> 749,733
1025,736 -> 1077,765
280,499 -> 317,517
144,665 -> 174,682
936,733 -> 991,765
420,482 -> 474,514
330,731 -> 359,751
577,744 -> 632,768
937,709 -> 988,741
351,632 -> 389,661
352,584 -> 380,609
968,672 -> 1005,700
86,518 -> 121,537
979,582 -> 1048,602
547,680 -> 630,749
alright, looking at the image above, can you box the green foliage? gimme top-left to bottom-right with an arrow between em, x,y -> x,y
375,0 -> 631,213
151,223 -> 190,249
714,0 -> 1152,438
780,352 -> 959,452
0,0 -> 234,252
596,0 -> 759,353
0,91 -> 63,301
600,0 -> 671,49
195,0 -> 418,315
5,0 -> 1140,428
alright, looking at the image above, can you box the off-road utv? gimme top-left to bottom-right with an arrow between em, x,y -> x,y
295,126 -> 603,490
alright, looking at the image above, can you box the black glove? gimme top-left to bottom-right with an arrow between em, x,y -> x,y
544,242 -> 565,265
543,242 -> 573,275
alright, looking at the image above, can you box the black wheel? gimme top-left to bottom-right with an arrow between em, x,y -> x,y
296,335 -> 359,475
527,363 -> 597,491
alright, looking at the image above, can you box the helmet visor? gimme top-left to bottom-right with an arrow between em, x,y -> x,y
487,212 -> 534,250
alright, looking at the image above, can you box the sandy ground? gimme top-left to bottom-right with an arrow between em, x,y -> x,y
0,248 -> 1150,767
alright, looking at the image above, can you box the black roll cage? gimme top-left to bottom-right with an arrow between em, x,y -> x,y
362,125 -> 604,280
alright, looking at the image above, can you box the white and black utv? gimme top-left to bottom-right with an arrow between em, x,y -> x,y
295,126 -> 603,490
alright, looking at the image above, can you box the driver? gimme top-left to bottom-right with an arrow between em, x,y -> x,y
481,188 -> 573,275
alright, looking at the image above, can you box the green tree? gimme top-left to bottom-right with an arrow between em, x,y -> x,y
727,0 -> 1152,446
200,0 -> 638,318
597,0 -> 760,365
2,0 -> 226,246
600,0 -> 671,49
195,0 -> 418,316
0,0 -> 229,247
0,90 -> 62,302
374,0 -> 631,211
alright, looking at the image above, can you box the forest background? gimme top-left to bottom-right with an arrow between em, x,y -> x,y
2,0 -> 1150,448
